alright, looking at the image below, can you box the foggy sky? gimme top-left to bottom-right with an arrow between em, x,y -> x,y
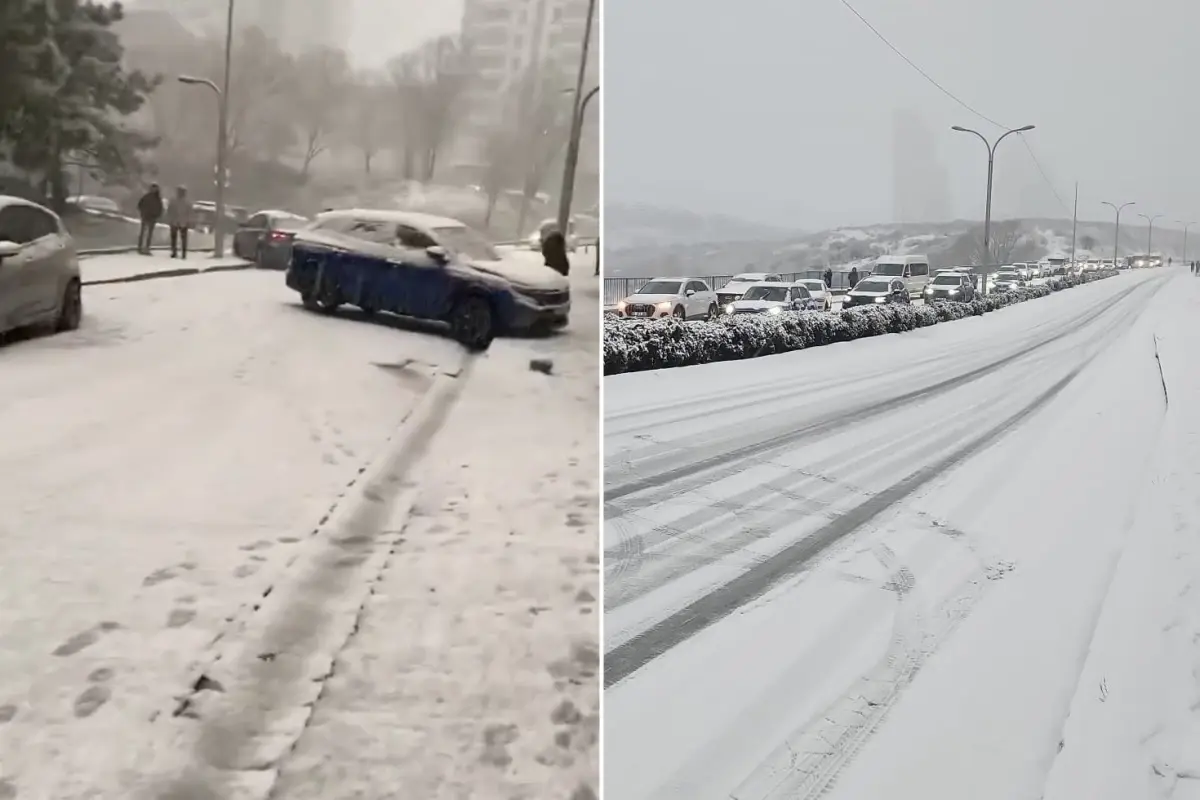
348,0 -> 461,67
605,0 -> 1200,232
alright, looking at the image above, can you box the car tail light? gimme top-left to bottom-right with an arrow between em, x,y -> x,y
268,230 -> 291,242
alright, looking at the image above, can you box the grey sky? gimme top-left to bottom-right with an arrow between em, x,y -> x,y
605,0 -> 1200,231
348,0 -> 462,67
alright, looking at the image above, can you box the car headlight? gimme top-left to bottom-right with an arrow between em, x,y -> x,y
724,304 -> 734,314
617,300 -> 627,312
874,296 -> 886,303
948,288 -> 959,294
768,306 -> 782,315
656,301 -> 671,310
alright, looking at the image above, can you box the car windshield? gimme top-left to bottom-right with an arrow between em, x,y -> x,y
996,273 -> 1019,281
932,276 -> 962,286
636,280 -> 682,295
434,225 -> 499,261
855,279 -> 890,292
798,281 -> 824,291
873,263 -> 904,276
742,285 -> 789,301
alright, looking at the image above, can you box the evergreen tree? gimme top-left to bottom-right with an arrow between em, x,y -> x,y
2,0 -> 159,209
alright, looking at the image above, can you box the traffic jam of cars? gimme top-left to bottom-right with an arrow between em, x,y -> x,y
0,193 -> 574,350
610,251 -> 1169,325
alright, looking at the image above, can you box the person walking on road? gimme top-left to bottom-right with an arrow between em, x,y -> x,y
823,267 -> 833,289
848,266 -> 859,288
541,225 -> 570,276
594,236 -> 600,277
166,185 -> 193,259
136,183 -> 163,254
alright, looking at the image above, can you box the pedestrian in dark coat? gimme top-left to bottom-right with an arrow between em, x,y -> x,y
136,183 -> 163,254
594,236 -> 600,277
541,229 -> 570,276
823,268 -> 833,289
848,266 -> 860,287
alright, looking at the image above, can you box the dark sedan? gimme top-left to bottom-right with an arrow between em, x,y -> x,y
922,272 -> 976,303
233,210 -> 309,269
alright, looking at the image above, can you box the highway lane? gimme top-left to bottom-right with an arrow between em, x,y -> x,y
603,270 -> 1171,800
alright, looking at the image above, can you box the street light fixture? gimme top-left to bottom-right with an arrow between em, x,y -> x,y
1101,201 -> 1134,268
555,0 -> 597,248
951,124 -> 1035,296
1138,212 -> 1164,256
1178,220 -> 1194,265
176,0 -> 235,258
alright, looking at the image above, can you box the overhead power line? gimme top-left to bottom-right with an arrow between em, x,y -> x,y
837,0 -> 1069,214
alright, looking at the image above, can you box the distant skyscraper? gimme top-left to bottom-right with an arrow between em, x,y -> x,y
891,109 -> 951,224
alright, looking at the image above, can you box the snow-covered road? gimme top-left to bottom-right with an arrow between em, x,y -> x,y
0,255 -> 599,798
604,269 -> 1193,800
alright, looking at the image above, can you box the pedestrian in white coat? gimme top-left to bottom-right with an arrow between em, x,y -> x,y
166,185 -> 194,259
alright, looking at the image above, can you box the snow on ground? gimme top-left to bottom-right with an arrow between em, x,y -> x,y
79,252 -> 249,283
603,268 -> 1195,800
0,254 -> 598,798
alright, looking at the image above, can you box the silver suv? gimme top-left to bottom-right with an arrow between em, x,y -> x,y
0,196 -> 83,337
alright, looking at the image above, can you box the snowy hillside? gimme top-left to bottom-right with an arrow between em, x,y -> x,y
605,203 -> 802,250
606,217 -> 1191,278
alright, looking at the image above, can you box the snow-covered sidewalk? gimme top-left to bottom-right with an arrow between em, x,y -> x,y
80,252 -> 251,285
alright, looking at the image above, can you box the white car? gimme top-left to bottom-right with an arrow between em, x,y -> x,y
617,277 -> 717,320
0,195 -> 84,336
723,282 -> 793,316
714,272 -> 786,308
993,271 -> 1026,291
791,278 -> 832,311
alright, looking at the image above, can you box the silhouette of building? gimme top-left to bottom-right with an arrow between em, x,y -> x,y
891,109 -> 951,224
132,0 -> 349,53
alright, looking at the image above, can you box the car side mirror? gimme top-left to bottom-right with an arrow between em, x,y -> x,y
0,240 -> 21,260
685,288 -> 695,297
425,245 -> 449,264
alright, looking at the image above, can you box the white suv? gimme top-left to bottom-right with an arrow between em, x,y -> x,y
617,277 -> 718,320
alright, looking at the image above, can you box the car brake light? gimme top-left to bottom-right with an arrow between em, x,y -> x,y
268,230 -> 290,242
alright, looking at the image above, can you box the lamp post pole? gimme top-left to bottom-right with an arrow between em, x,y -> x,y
555,0 -> 597,245
1139,212 -> 1164,257
1101,201 -> 1135,268
951,124 -> 1036,296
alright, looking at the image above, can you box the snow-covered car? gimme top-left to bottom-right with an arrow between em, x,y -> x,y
233,209 -> 310,269
715,272 -> 786,307
992,270 -> 1026,291
922,271 -> 976,302
0,195 -> 83,336
786,283 -> 826,312
723,282 -> 794,315
842,277 -> 910,308
66,195 -> 121,215
527,217 -> 578,252
286,209 -> 569,350
791,278 -> 832,311
616,277 -> 717,320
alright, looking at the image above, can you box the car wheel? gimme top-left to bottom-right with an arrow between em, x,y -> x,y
450,294 -> 495,351
55,280 -> 82,332
706,303 -> 718,320
310,279 -> 342,313
673,306 -> 685,320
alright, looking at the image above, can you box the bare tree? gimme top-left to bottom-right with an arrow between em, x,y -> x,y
293,47 -> 350,178
222,27 -> 297,161
386,36 -> 472,181
343,74 -> 391,177
1080,234 -> 1097,252
478,127 -> 520,228
971,220 -> 1022,265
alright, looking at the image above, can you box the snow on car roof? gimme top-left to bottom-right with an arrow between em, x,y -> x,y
315,208 -> 465,229
793,279 -> 824,286
730,273 -> 769,281
0,194 -> 52,212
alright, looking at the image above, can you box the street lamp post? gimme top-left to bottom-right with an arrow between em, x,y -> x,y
178,0 -> 234,258
951,124 -> 1036,296
1138,212 -> 1164,256
555,0 -> 597,245
1179,221 -> 1194,265
1101,201 -> 1135,268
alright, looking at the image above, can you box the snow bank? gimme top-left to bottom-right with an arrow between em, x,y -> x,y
605,272 -> 1115,374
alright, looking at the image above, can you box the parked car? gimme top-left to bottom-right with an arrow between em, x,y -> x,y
715,272 -> 786,307
871,254 -> 931,296
0,195 -> 83,337
791,278 -> 832,310
233,210 -> 310,268
286,209 -> 569,350
842,277 -> 910,308
617,277 -> 717,320
66,195 -> 121,215
922,271 -> 976,302
723,282 -> 793,315
527,217 -> 578,253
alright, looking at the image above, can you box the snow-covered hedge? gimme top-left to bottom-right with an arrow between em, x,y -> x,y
604,270 -> 1118,374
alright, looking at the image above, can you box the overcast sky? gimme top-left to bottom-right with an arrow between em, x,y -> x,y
605,0 -> 1200,231
349,0 -> 461,66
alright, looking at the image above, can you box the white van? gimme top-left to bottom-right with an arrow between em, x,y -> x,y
871,254 -> 930,296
